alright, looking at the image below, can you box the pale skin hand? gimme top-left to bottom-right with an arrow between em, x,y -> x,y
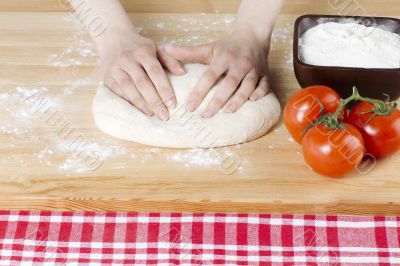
68,0 -> 184,121
70,0 -> 283,119
165,0 -> 284,118
99,31 -> 184,121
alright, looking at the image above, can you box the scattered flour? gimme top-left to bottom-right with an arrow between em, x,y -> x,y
155,14 -> 235,47
299,22 -> 400,68
47,31 -> 97,68
270,23 -> 294,71
168,149 -> 226,167
0,85 -> 244,176
55,140 -> 128,173
156,22 -> 166,29
283,50 -> 294,70
166,148 -> 245,174
0,86 -> 130,176
47,28 -> 99,95
272,23 -> 292,44
0,14 -> 252,178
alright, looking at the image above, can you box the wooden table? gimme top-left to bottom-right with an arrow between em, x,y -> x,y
0,0 -> 399,215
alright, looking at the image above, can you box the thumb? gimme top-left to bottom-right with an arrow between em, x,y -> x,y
164,44 -> 211,64
157,48 -> 186,75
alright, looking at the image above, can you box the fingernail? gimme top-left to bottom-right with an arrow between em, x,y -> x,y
165,97 -> 177,109
177,66 -> 185,75
186,100 -> 197,112
250,94 -> 258,101
201,110 -> 214,118
157,106 -> 170,121
142,106 -> 154,116
225,103 -> 237,113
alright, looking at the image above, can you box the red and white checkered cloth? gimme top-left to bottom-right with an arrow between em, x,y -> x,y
0,211 -> 399,265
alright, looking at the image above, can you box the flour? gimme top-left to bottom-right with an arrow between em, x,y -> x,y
299,22 -> 400,68
272,23 -> 292,44
156,22 -> 166,29
167,149 -> 231,167
54,140 -> 128,173
0,86 -> 244,176
155,14 -> 235,47
0,15 -> 251,178
47,30 -> 98,68
166,147 -> 246,174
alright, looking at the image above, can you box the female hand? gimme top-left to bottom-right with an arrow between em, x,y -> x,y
164,31 -> 271,118
99,31 -> 184,121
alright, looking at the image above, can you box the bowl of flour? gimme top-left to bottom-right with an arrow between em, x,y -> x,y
293,15 -> 400,101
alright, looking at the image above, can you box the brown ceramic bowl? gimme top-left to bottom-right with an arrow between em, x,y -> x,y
293,14 -> 400,101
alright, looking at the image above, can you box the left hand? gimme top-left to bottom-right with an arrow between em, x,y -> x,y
165,31 -> 271,118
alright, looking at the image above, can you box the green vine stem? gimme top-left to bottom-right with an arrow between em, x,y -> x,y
302,86 -> 398,135
333,87 -> 397,124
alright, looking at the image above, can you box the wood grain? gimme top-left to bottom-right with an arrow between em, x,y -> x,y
0,1 -> 399,214
1,0 -> 400,16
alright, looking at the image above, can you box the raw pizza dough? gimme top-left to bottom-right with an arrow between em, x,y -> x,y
92,64 -> 281,148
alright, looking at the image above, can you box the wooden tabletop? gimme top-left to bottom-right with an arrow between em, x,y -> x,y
0,0 -> 399,215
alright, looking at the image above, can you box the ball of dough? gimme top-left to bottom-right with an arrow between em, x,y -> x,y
92,64 -> 281,148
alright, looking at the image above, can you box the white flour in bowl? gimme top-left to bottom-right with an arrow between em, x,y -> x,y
299,22 -> 400,69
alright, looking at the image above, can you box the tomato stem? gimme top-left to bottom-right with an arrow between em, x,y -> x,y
303,86 -> 398,134
331,87 -> 358,121
332,86 -> 396,121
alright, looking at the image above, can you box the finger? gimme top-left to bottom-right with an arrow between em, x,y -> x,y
186,64 -> 227,112
123,63 -> 170,121
164,45 -> 210,64
201,66 -> 249,118
114,70 -> 154,116
104,76 -> 124,98
225,69 -> 258,113
249,75 -> 270,101
157,47 -> 185,75
139,55 -> 177,109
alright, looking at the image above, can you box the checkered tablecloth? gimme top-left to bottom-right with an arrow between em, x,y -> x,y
0,211 -> 399,265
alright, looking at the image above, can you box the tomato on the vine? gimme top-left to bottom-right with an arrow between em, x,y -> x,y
284,85 -> 344,143
302,123 -> 365,177
347,102 -> 400,159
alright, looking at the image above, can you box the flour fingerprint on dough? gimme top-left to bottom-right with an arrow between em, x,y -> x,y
92,64 -> 281,148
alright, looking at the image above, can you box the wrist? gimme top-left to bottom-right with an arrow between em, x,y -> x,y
95,26 -> 140,56
231,0 -> 282,48
229,25 -> 272,50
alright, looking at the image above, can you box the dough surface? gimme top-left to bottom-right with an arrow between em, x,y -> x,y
92,64 -> 281,148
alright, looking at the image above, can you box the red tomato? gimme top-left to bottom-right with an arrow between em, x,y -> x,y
284,85 -> 343,143
347,102 -> 400,159
302,123 -> 365,177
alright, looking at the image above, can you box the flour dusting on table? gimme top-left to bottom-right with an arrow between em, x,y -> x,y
168,148 -> 231,166
0,14 -> 276,178
47,30 -> 98,68
272,23 -> 292,44
0,84 -> 245,177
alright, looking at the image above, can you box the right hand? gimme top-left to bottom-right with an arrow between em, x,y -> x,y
165,30 -> 271,118
99,31 -> 185,121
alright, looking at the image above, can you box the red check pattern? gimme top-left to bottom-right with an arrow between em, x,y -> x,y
0,211 -> 399,265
